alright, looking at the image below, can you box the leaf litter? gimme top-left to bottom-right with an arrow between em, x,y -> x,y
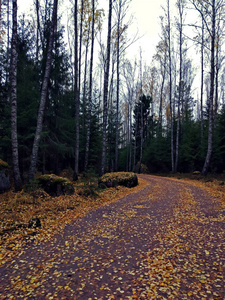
0,175 -> 224,299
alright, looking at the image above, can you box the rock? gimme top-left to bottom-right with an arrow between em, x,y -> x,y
0,159 -> 11,193
99,172 -> 138,189
37,174 -> 75,196
28,217 -> 41,229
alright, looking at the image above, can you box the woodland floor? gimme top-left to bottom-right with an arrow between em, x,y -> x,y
0,175 -> 225,299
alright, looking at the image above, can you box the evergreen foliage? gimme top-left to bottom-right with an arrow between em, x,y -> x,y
0,1 -> 224,185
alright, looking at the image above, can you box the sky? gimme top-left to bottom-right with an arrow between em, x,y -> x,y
17,0 -> 169,64
128,0 -> 166,63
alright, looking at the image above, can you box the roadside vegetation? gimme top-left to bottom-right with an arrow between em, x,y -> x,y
0,171 -> 145,265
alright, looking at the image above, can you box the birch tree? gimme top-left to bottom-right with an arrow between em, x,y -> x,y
100,0 -> 112,176
28,0 -> 58,181
175,0 -> 186,172
188,0 -> 225,175
73,0 -> 79,180
114,0 -> 131,171
10,0 -> 22,190
166,0 -> 175,172
84,0 -> 95,172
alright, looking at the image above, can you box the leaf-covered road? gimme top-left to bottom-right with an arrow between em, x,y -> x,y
0,175 -> 225,299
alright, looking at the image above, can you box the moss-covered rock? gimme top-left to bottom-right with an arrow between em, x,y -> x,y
37,174 -> 74,196
0,159 -> 10,193
99,172 -> 138,188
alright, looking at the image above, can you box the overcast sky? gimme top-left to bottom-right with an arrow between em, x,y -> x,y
18,0 -> 172,64
129,0 -> 166,62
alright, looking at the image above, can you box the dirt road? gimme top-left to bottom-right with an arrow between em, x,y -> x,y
0,175 -> 225,299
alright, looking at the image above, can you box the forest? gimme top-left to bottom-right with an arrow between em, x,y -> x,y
0,0 -> 225,191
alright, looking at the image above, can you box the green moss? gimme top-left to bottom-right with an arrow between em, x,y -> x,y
99,172 -> 138,188
37,174 -> 74,196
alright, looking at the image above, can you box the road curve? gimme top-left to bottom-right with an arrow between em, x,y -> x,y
0,175 -> 224,299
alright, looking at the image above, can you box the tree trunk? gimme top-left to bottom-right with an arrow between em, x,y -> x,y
73,0 -> 79,181
115,1 -> 121,172
139,50 -> 143,173
84,0 -> 95,173
200,14 -> 204,143
28,0 -> 58,181
167,0 -> 174,173
100,0 -> 112,176
10,0 -> 22,191
0,0 -> 2,30
157,61 -> 166,137
175,0 -> 184,173
79,0 -> 84,94
35,0 -> 44,61
82,23 -> 90,129
202,0 -> 215,176
6,0 -> 10,89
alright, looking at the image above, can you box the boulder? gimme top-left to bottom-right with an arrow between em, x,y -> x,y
37,174 -> 74,196
0,159 -> 11,193
99,172 -> 138,188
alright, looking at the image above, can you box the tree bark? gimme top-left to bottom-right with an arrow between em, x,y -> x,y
0,0 -> 2,30
167,0 -> 175,173
139,49 -> 143,173
82,23 -> 90,129
202,0 -> 215,176
200,14 -> 204,143
28,0 -> 58,181
115,0 -> 122,172
84,0 -> 95,173
175,0 -> 184,173
35,0 -> 44,61
73,0 -> 79,181
10,0 -> 22,191
100,0 -> 112,176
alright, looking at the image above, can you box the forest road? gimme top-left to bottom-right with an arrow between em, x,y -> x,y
0,175 -> 225,299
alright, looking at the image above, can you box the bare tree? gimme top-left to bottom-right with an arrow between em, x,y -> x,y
202,0 -> 215,176
73,0 -> 79,180
84,0 -> 95,172
35,0 -> 44,61
114,0 -> 131,171
154,38 -> 167,137
100,0 -> 113,176
28,0 -> 58,181
10,0 -> 22,190
166,0 -> 175,173
175,0 -> 186,172
189,0 -> 225,175
123,59 -> 137,171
